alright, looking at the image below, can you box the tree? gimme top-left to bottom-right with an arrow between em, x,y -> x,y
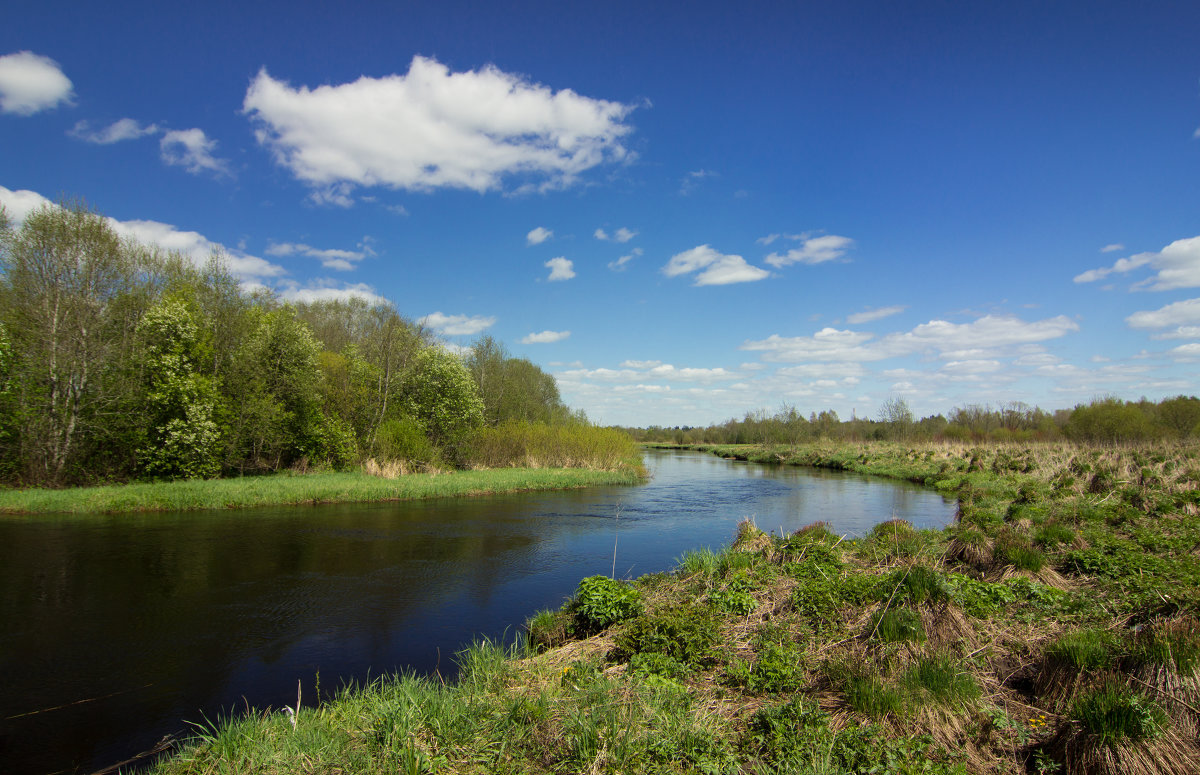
223,306 -> 329,471
136,294 -> 222,479
0,202 -> 137,483
877,396 -> 914,440
401,346 -> 485,460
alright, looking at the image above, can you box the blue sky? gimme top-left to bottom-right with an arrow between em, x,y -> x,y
2,1 -> 1198,427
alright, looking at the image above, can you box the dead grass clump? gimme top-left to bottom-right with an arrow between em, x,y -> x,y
1127,615 -> 1200,736
946,527 -> 993,570
362,457 -> 409,479
731,518 -> 771,555
1042,715 -> 1200,775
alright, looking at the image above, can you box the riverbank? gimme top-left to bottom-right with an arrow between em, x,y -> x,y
0,465 -> 644,515
147,440 -> 1200,774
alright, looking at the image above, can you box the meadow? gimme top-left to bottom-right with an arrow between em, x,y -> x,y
145,440 -> 1200,774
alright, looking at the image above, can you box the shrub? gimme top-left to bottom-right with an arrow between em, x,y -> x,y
570,576 -> 642,635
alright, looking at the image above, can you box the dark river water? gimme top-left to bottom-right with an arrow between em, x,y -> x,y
0,449 -> 955,774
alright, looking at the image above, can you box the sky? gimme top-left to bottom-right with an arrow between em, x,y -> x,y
1,1 -> 1198,427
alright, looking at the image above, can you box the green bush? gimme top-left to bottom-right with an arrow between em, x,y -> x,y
570,576 -> 642,635
373,416 -> 438,465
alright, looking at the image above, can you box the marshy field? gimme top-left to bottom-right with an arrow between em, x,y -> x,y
144,440 -> 1200,775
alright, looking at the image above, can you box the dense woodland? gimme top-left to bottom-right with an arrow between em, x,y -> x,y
627,394 -> 1200,446
0,202 -> 582,487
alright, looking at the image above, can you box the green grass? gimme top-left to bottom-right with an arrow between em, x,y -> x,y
0,466 -> 643,515
144,439 -> 1200,775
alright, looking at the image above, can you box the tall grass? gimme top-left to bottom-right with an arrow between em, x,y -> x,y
466,421 -> 641,471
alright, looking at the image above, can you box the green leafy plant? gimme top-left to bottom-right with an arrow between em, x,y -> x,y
570,575 -> 642,635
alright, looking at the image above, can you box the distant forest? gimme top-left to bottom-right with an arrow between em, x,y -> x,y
624,394 -> 1200,446
0,202 -> 580,486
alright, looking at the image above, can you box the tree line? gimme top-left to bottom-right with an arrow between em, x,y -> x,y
0,202 -> 580,486
625,395 -> 1200,446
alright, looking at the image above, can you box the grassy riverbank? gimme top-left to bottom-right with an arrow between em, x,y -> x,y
0,465 -> 644,515
147,441 -> 1200,774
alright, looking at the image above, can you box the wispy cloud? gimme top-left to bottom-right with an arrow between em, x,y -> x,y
1100,243 -> 1125,253
265,240 -> 374,271
743,315 -> 1079,363
160,128 -> 233,178
69,118 -> 159,144
521,330 -> 570,344
1074,235 -> 1200,291
763,234 -> 854,268
662,245 -> 768,286
595,226 -> 636,243
0,51 -> 73,115
277,279 -> 387,304
243,56 -> 635,196
418,311 -> 497,336
845,305 -> 906,325
608,247 -> 643,271
679,169 -> 717,195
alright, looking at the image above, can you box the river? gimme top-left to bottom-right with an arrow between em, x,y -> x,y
0,449 -> 955,774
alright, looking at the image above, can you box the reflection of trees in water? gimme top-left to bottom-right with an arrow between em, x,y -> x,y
0,500 -> 557,772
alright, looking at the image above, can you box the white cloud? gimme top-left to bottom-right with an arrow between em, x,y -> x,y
608,247 -> 643,271
1170,343 -> 1200,358
662,244 -> 769,286
277,279 -> 386,305
845,305 -> 905,325
526,226 -> 553,245
0,51 -> 73,115
777,363 -> 867,380
521,330 -> 570,344
595,226 -> 636,242
1074,235 -> 1200,290
418,311 -> 496,336
545,257 -> 575,281
764,234 -> 854,268
69,118 -> 159,144
0,185 -> 284,281
1150,326 -> 1200,340
742,315 -> 1078,363
756,233 -> 801,246
679,169 -> 717,195
620,359 -> 662,368
113,219 -> 282,279
1101,243 -> 1125,253
1126,297 -> 1200,329
243,56 -> 634,197
160,128 -> 232,177
265,241 -> 371,271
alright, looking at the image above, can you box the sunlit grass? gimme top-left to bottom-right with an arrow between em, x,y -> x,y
0,466 -> 643,515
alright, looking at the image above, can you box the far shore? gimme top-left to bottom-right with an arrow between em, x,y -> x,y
0,465 -> 645,516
